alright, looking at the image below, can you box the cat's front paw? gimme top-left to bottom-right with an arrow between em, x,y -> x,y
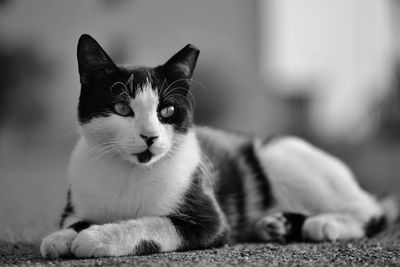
71,225 -> 116,258
40,229 -> 78,259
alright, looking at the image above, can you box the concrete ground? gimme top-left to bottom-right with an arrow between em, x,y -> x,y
1,222 -> 399,267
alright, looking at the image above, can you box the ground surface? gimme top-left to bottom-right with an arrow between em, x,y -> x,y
1,222 -> 399,267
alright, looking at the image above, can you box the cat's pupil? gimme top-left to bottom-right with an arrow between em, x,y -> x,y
114,103 -> 133,117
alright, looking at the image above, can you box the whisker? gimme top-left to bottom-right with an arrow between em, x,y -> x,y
127,74 -> 136,93
198,154 -> 216,193
190,78 -> 209,93
163,78 -> 208,95
110,81 -> 131,102
161,78 -> 191,96
164,94 -> 194,109
160,78 -> 167,94
162,87 -> 196,107
91,147 -> 122,161
87,140 -> 121,153
163,86 -> 189,98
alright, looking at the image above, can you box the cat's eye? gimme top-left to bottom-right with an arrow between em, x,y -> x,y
114,103 -> 133,117
160,106 -> 175,118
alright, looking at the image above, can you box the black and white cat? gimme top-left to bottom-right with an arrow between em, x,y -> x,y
41,34 -> 397,259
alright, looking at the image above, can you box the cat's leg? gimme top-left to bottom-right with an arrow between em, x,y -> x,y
70,217 -> 177,258
70,214 -> 227,258
256,212 -> 385,243
255,212 -> 307,243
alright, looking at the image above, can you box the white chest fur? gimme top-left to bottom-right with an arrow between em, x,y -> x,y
68,131 -> 200,224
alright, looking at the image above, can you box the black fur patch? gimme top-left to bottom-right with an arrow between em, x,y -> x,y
365,216 -> 387,237
241,142 -> 274,210
135,240 -> 161,255
196,129 -> 249,237
167,168 -> 228,250
281,212 -> 307,242
60,188 -> 74,228
68,221 -> 92,232
215,155 -> 246,231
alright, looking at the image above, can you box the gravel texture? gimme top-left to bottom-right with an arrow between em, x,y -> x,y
1,222 -> 399,267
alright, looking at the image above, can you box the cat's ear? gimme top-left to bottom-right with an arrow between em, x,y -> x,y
77,34 -> 118,86
164,44 -> 200,84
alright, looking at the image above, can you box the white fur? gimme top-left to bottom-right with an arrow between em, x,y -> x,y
71,217 -> 181,258
69,130 -> 199,223
40,229 -> 77,259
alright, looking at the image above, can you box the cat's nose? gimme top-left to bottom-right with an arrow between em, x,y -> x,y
140,134 -> 159,147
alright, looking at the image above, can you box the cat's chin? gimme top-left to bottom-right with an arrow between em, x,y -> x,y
135,150 -> 154,164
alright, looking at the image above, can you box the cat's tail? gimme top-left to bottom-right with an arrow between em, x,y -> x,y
366,195 -> 399,237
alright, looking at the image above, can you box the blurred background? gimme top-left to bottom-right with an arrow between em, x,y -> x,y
0,0 -> 399,243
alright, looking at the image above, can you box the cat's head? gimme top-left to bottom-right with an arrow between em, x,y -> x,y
76,34 -> 199,166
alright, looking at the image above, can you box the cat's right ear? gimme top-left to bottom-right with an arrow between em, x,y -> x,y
163,44 -> 200,84
77,34 -> 118,86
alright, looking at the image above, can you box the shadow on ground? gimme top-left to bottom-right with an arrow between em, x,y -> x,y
1,222 -> 399,266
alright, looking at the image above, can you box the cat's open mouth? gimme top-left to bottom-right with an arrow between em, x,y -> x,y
134,150 -> 153,163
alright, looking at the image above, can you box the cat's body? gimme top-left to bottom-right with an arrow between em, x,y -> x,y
41,35 -> 396,259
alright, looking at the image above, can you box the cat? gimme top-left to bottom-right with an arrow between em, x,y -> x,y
40,34 -> 397,259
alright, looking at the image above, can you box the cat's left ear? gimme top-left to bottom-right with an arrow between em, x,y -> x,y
77,34 -> 118,86
163,44 -> 200,86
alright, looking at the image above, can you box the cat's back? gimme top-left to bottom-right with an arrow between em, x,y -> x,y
195,126 -> 250,162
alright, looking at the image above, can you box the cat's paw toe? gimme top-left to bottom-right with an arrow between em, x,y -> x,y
255,212 -> 288,242
40,229 -> 78,259
323,221 -> 340,240
71,226 -> 114,258
303,217 -> 340,241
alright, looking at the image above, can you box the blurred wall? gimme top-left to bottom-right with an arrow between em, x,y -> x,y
259,0 -> 396,142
